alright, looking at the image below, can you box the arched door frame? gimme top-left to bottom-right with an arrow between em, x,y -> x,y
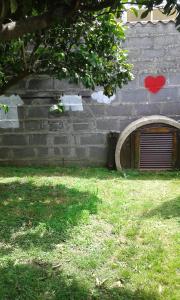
115,115 -> 180,170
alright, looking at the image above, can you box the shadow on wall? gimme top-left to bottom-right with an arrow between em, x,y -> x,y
0,181 -> 100,252
143,196 -> 180,222
0,262 -> 159,300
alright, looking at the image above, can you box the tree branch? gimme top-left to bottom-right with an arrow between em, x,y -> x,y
20,39 -> 28,70
0,0 -> 153,42
29,34 -> 42,67
0,13 -> 52,41
0,1 -> 73,42
0,70 -> 31,94
81,0 -> 118,12
0,1 -> 127,41
81,0 -> 148,12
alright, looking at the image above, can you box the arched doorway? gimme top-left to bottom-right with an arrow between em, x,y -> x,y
115,115 -> 180,170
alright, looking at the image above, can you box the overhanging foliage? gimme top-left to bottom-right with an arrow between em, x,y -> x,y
0,1 -> 179,96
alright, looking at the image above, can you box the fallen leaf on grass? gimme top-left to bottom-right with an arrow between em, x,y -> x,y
110,279 -> 124,288
95,277 -> 108,287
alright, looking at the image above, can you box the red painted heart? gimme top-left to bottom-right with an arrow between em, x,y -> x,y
144,75 -> 166,93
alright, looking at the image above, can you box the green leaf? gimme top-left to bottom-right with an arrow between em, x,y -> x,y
0,104 -> 9,113
141,10 -> 150,19
10,0 -> 17,14
130,7 -> 139,18
0,10 -> 132,97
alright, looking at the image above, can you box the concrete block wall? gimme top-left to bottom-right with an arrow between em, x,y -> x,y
0,21 -> 180,166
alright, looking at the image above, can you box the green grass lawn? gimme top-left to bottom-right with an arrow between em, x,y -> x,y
0,167 -> 179,300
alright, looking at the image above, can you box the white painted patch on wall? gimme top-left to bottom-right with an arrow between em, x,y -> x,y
91,91 -> 115,104
61,95 -> 83,111
0,94 -> 23,128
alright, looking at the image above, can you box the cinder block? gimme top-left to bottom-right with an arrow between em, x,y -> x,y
134,103 -> 160,116
125,37 -> 153,49
168,46 -> 180,58
49,121 -> 64,131
29,134 -> 47,145
32,98 -> 54,105
12,148 -> 35,158
2,134 -> 27,145
0,148 -> 11,159
154,35 -> 179,49
149,87 -> 179,102
122,77 -> 139,89
141,49 -> 165,59
7,79 -> 27,91
89,105 -> 105,116
27,106 -> 49,119
28,78 -> 53,90
75,147 -> 87,158
79,90 -> 92,97
160,102 -> 180,115
54,79 -> 82,90
89,147 -> 107,162
121,89 -> 148,103
48,110 -> 69,119
17,107 -> 26,120
41,120 -> 50,130
54,147 -> 62,156
24,120 -> 42,130
36,147 -> 48,157
168,72 -> 180,85
126,23 -> 155,36
71,107 -> 92,118
153,22 -> 176,34
96,119 -> 119,131
62,147 -> 72,157
119,118 -> 136,131
73,123 -> 89,131
54,136 -> 68,144
106,104 -> 133,116
80,133 -> 106,145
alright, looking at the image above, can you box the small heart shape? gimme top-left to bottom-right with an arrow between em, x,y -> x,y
144,76 -> 166,93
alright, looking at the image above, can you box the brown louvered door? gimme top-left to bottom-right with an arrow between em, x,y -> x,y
139,127 -> 176,170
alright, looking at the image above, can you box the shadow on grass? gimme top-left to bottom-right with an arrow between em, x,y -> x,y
0,166 -> 179,181
0,262 -> 159,300
143,196 -> 180,221
0,181 -> 100,252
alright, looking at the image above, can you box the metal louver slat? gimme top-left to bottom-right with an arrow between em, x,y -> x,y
140,133 -> 173,170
